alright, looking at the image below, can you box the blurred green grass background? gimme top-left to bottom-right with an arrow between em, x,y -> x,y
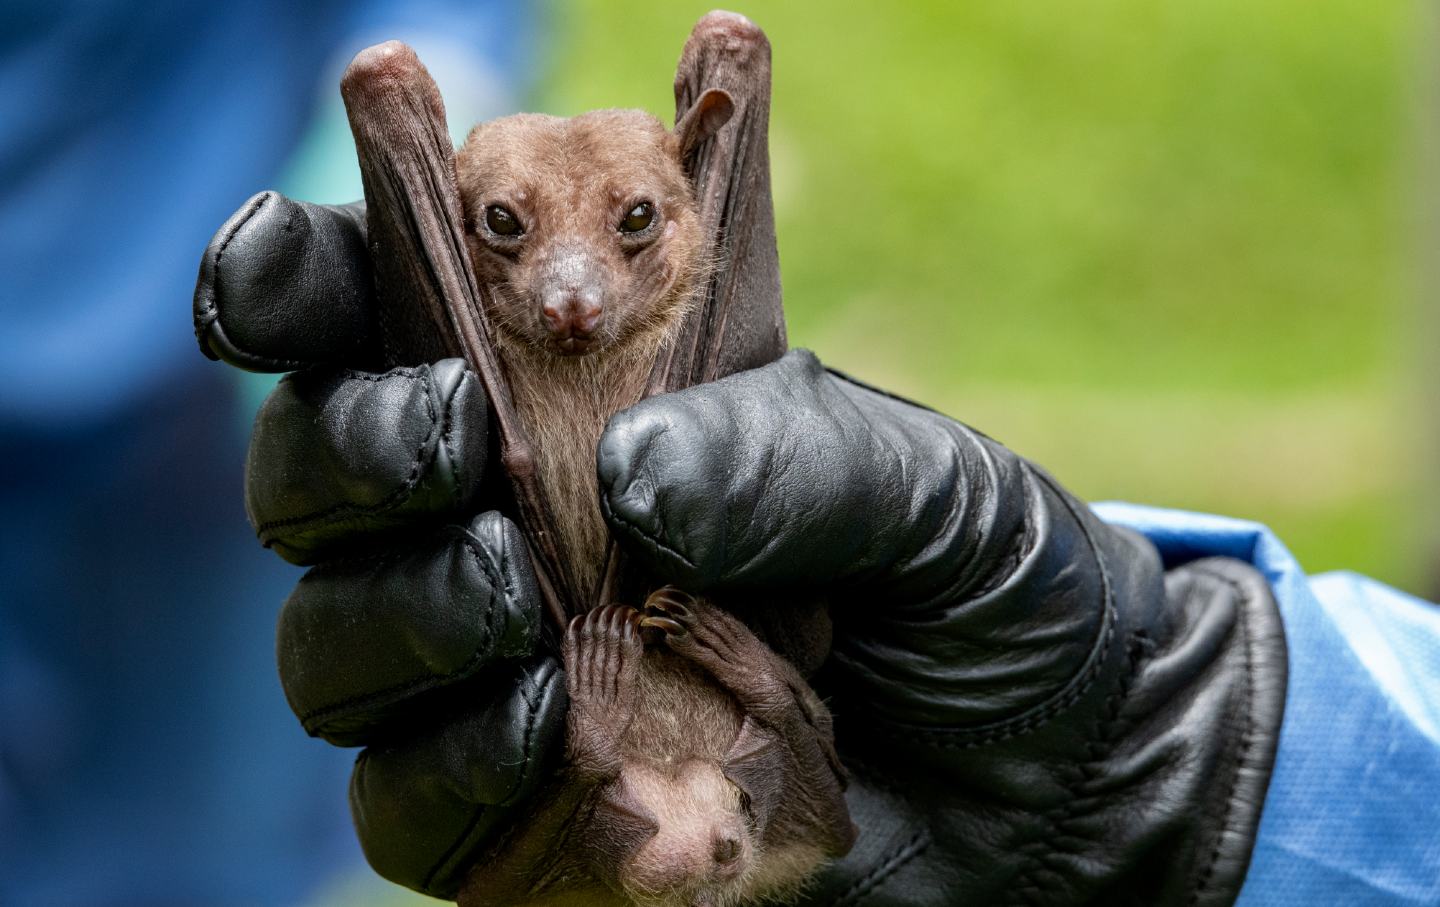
532,0 -> 1427,591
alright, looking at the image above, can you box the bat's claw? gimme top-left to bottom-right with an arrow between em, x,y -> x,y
564,605 -> 644,714
640,587 -> 697,645
639,615 -> 687,638
643,586 -> 696,619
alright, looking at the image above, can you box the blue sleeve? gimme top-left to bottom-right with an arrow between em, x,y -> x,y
0,3 -> 537,904
1093,503 -> 1440,905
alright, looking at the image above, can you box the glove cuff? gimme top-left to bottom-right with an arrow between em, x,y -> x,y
1147,555 -> 1288,905
818,497 -> 1287,906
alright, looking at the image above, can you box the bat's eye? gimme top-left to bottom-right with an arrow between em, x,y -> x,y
485,205 -> 524,236
619,202 -> 655,234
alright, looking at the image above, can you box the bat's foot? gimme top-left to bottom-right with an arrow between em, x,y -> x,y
563,605 -> 644,782
640,588 -> 792,717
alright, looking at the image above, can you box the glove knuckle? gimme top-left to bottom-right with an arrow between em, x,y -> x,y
246,364 -> 487,562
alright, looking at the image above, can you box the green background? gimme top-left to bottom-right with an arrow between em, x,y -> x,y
532,0 -> 1428,592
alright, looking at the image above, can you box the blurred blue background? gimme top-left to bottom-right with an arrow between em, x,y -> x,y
0,1 -> 1428,905
1,2 -> 540,905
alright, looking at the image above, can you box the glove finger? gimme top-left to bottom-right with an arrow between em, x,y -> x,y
598,348 -> 1019,600
246,358 -> 487,564
598,349 -> 899,590
194,191 -> 380,372
351,655 -> 566,900
278,511 -> 541,746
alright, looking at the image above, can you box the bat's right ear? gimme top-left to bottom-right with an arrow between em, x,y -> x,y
674,88 -> 735,158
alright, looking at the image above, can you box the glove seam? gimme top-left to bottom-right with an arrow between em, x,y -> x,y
825,365 -> 941,418
827,364 -> 1009,452
1003,630 -> 1149,904
1008,564 -> 1268,906
1182,563 -> 1257,906
442,372 -> 468,512
498,664 -> 550,808
197,191 -> 311,371
422,663 -> 552,894
298,529 -> 506,736
496,516 -> 538,653
194,194 -> 265,330
599,476 -> 701,574
863,467 -> 1117,749
832,829 -> 932,907
255,369 -> 442,541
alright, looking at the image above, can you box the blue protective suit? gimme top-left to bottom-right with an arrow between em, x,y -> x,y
1096,503 -> 1440,906
0,2 -> 534,904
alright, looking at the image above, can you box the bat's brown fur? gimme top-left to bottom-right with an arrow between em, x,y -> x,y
457,109 -> 710,603
453,105 -> 854,907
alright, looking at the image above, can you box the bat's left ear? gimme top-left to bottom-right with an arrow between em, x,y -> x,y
675,87 -> 735,158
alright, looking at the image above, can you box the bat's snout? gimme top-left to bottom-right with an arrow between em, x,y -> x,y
538,246 -> 608,355
622,760 -> 754,904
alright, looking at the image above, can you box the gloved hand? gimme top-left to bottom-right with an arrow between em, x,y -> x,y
196,193 -> 567,898
600,354 -> 1289,906
198,191 -> 1288,906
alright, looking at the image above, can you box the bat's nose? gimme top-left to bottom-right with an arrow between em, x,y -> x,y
540,287 -> 604,352
712,835 -> 740,865
707,829 -> 748,883
541,296 -> 603,336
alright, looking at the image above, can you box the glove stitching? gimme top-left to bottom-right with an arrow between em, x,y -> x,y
471,530 -> 510,656
831,829 -> 932,907
487,530 -> 508,650
422,665 -> 552,893
866,468 -> 1117,749
254,370 -> 443,540
499,664 -> 549,807
200,192 -> 310,371
342,368 -> 424,383
1002,632 -> 1147,905
297,529 -> 507,734
496,520 -> 538,651
196,194 -> 265,327
442,373 -> 467,512
599,481 -> 700,574
1183,565 -> 1256,906
1010,566 -> 1260,907
441,666 -> 570,896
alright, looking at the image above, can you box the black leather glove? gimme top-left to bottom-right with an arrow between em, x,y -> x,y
599,352 -> 1289,906
196,192 -> 567,898
199,191 -> 1288,906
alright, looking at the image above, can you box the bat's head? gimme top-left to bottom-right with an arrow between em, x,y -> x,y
456,90 -> 733,358
614,759 -> 752,907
